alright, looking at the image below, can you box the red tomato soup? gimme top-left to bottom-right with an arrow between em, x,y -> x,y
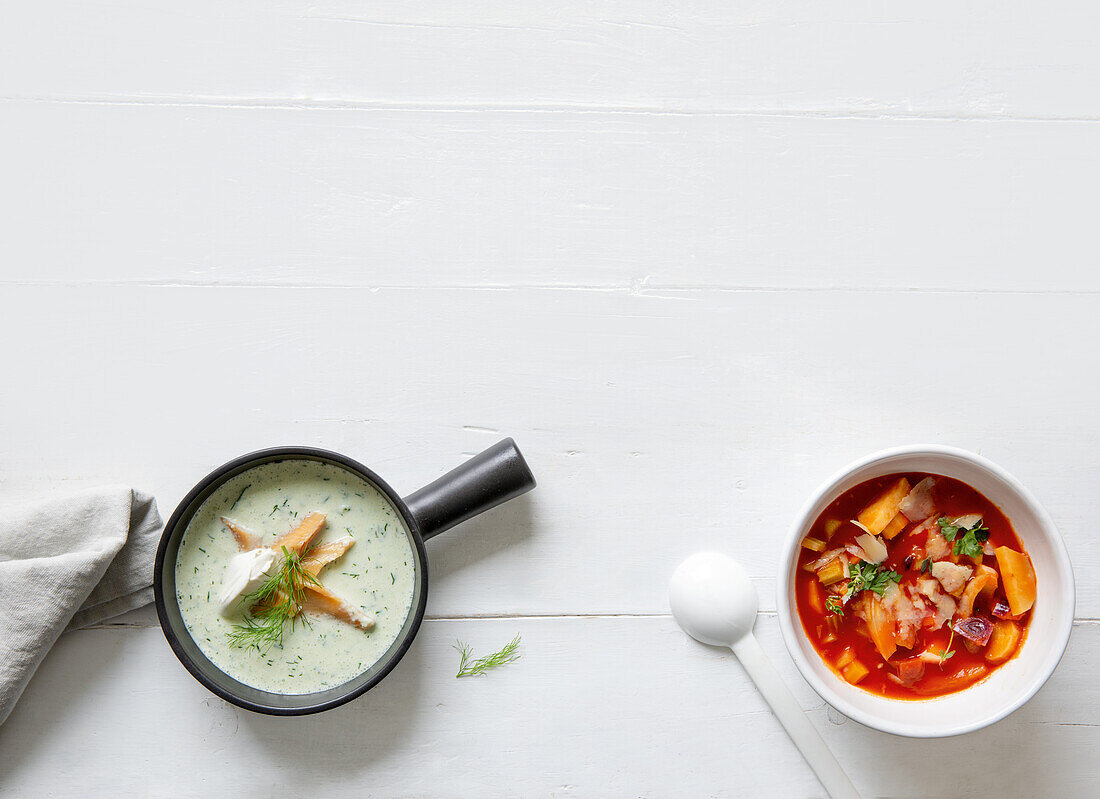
795,473 -> 1036,699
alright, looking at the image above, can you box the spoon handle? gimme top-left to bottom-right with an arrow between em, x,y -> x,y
730,633 -> 862,799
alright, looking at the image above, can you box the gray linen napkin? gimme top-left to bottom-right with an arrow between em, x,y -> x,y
0,486 -> 162,725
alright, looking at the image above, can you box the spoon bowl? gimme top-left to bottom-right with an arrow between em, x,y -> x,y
669,551 -> 758,647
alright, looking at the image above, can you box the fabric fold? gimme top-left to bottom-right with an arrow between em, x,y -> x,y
0,486 -> 162,726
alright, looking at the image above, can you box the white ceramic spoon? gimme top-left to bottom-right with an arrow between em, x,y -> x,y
669,551 -> 861,799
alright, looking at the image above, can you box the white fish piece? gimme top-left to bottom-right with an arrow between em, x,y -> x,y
218,547 -> 278,616
916,577 -> 958,629
899,477 -> 937,521
931,561 -> 973,596
926,526 -> 952,560
883,583 -> 927,648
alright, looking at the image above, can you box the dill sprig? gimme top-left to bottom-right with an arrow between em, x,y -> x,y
453,635 -> 522,678
227,547 -> 319,653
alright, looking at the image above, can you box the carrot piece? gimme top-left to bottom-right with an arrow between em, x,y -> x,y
867,594 -> 897,660
220,516 -> 260,551
842,660 -> 869,685
301,536 -> 354,577
985,620 -> 1022,664
995,547 -> 1037,615
836,647 -> 855,669
274,512 -> 327,556
881,513 -> 907,541
807,581 -> 826,614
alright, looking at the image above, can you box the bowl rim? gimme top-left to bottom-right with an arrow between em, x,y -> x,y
153,446 -> 431,716
775,444 -> 1075,738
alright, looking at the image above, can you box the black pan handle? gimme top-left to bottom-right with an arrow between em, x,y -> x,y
403,438 -> 536,540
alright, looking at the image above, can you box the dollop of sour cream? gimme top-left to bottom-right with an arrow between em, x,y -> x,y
218,548 -> 277,616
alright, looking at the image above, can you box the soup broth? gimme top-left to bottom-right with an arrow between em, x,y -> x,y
795,473 -> 1035,699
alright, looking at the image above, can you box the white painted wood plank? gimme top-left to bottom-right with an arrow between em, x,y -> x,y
0,286 -> 1095,617
3,102 -> 1100,291
3,2 -> 1099,119
0,617 -> 1095,798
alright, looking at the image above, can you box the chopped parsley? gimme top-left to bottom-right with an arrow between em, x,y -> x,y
936,516 -> 963,539
920,557 -> 933,575
845,561 -> 901,600
954,527 -> 990,558
937,516 -> 990,558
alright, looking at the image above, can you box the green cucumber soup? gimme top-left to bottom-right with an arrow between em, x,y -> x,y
174,459 -> 417,694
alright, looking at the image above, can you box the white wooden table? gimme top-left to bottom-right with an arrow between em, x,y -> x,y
1,3 -> 1098,796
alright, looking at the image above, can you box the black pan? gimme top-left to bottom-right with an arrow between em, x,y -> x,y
153,438 -> 535,715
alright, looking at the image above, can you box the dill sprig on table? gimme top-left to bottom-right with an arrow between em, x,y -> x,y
453,635 -> 522,678
227,547 -> 319,653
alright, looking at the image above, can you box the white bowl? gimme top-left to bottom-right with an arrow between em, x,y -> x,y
776,445 -> 1075,738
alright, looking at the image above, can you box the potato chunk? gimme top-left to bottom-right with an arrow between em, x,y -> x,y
881,513 -> 907,540
995,546 -> 1037,615
857,478 -> 911,535
985,620 -> 1022,664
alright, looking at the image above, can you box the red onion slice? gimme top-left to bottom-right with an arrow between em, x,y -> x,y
952,615 -> 993,646
991,600 -> 1014,619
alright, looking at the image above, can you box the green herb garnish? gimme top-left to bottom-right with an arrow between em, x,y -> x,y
825,595 -> 844,617
230,483 -> 251,510
936,516 -> 960,539
937,517 -> 990,558
454,635 -> 522,678
227,546 -> 319,653
954,527 -> 990,558
936,629 -> 957,667
920,558 -> 933,575
845,561 -> 901,600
